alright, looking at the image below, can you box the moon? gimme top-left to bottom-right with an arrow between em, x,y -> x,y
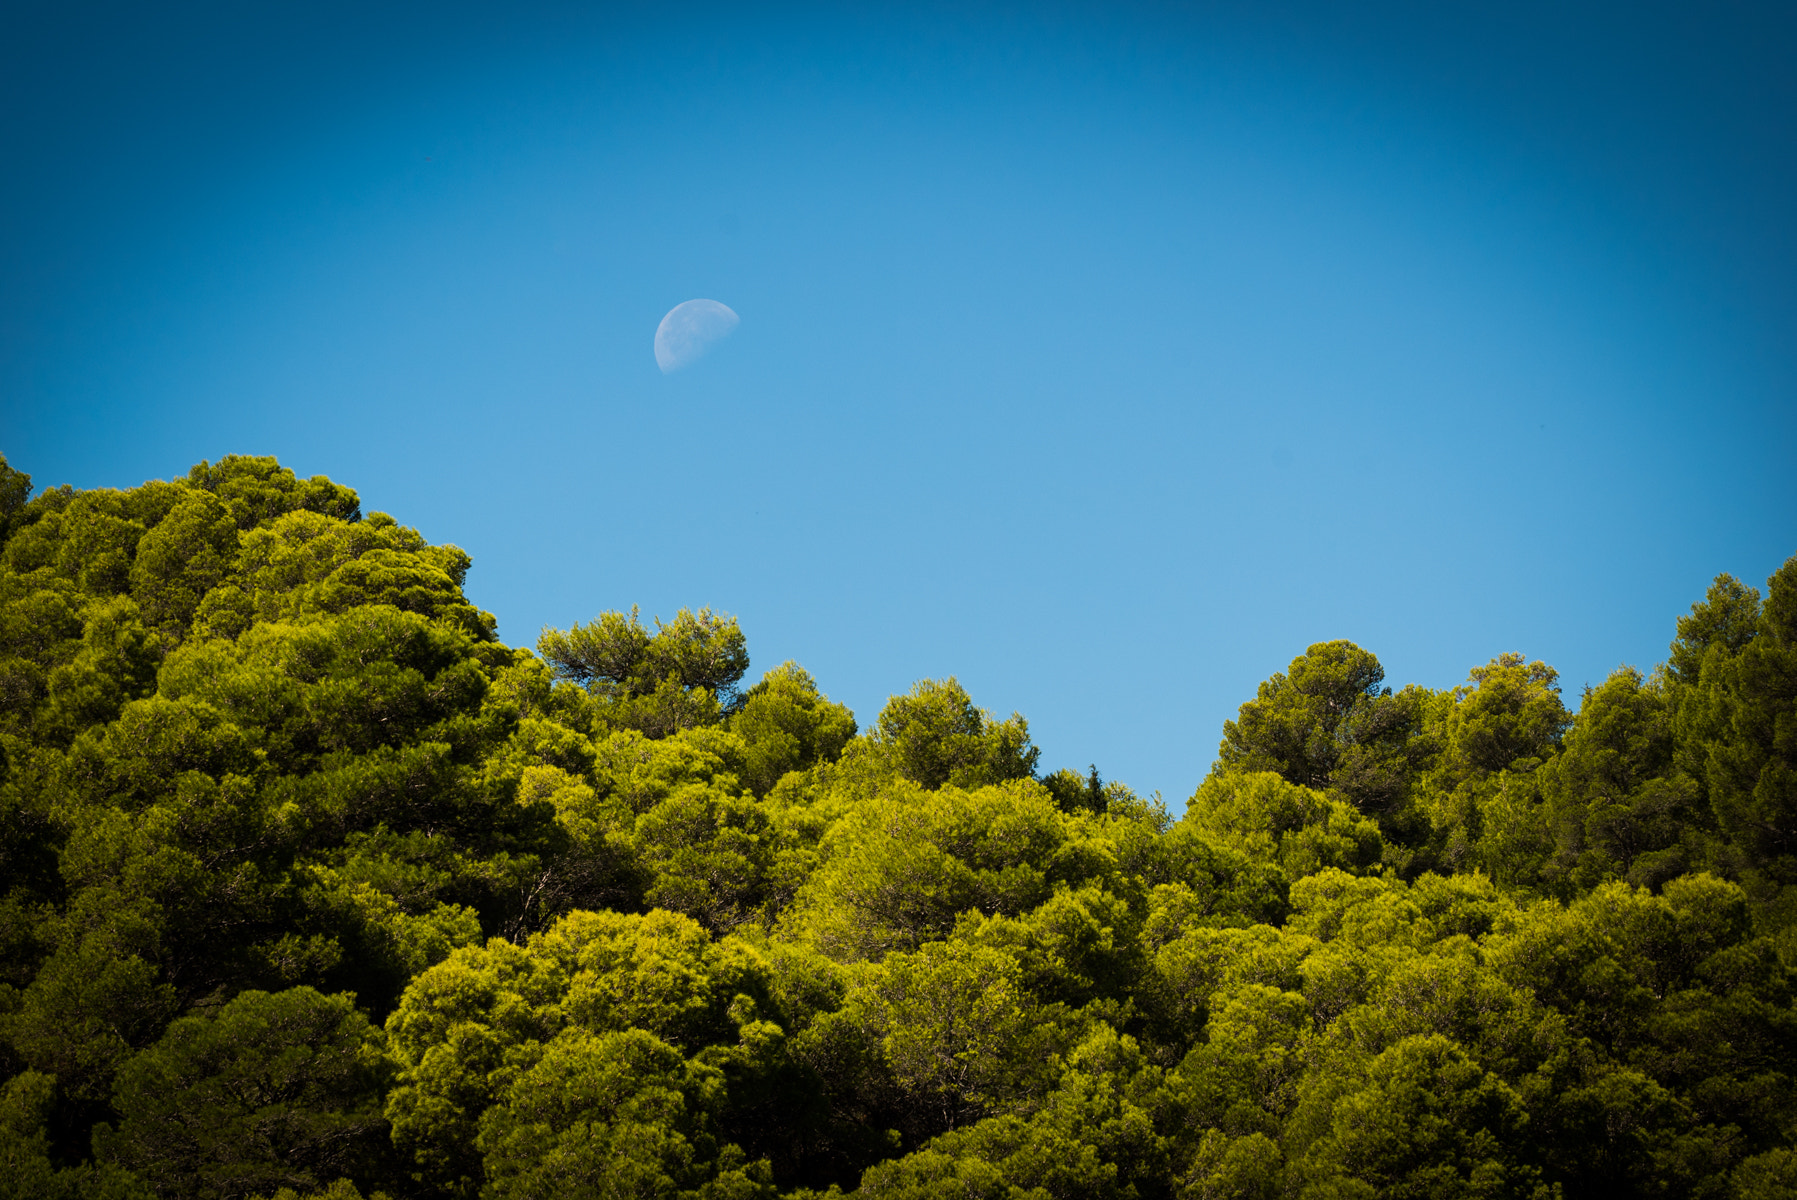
654,299 -> 739,373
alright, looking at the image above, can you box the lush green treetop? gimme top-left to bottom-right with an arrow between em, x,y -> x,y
1,452 -> 1793,1200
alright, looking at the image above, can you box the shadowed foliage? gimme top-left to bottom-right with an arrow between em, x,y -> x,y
0,453 -> 1792,1199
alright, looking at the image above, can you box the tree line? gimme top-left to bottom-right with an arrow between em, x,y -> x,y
0,452 -> 1793,1199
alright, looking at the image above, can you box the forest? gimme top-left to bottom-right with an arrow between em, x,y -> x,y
0,451 -> 1793,1200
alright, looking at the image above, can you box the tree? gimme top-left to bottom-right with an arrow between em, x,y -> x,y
837,938 -> 1065,1136
1214,642 -> 1433,854
1413,654 -> 1570,876
778,779 -> 1091,961
10,895 -> 179,1111
1183,771 -> 1384,884
0,1071 -> 77,1200
1286,1034 -> 1533,1200
475,1028 -> 774,1200
1667,572 -> 1761,688
7,453 -> 1797,1199
1043,764 -> 1108,817
633,782 -> 772,934
382,908 -> 778,1197
870,678 -> 1038,791
0,1070 -> 152,1200
1217,641 -> 1389,788
1538,666 -> 1701,892
0,453 -> 31,546
538,607 -> 749,736
127,490 -> 241,642
1428,655 -> 1570,779
182,456 -> 361,530
851,1029 -> 1169,1200
194,509 -> 495,641
727,663 -> 857,795
97,988 -> 390,1200
1684,556 -> 1797,886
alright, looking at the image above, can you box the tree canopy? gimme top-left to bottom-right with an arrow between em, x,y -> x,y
1,450 -> 1794,1200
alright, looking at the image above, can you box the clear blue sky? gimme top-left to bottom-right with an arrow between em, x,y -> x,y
4,1 -> 1794,805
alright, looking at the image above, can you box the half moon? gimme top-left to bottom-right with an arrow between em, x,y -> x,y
655,299 -> 740,373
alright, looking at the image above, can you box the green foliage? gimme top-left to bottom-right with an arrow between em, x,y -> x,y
1687,557 -> 1797,884
870,677 -> 1039,790
129,490 -> 240,641
1,453 -> 1793,1199
779,778 -> 1080,959
1408,653 -> 1572,880
727,663 -> 857,795
1214,641 -> 1434,859
1539,666 -> 1701,892
538,606 -> 749,735
853,1027 -> 1168,1199
96,987 -> 390,1200
1182,771 -> 1384,884
1043,763 -> 1110,816
183,456 -> 361,530
383,907 -> 782,1196
843,938 -> 1065,1130
1668,572 -> 1762,687
1,1070 -> 74,1200
252,1182 -> 384,1200
475,1027 -> 771,1200
0,1070 -> 151,1200
1286,1033 -> 1535,1199
1218,640 -> 1389,788
0,454 -> 31,546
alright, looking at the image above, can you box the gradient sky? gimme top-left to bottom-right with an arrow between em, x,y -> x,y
4,0 -> 1794,806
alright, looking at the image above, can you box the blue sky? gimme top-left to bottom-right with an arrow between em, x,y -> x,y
4,1 -> 1794,804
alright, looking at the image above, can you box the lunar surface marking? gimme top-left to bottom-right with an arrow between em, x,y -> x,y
655,299 -> 739,373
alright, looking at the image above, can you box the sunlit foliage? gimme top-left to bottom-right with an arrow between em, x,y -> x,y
0,451 -> 1793,1199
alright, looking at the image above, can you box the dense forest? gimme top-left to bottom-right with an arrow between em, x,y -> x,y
0,452 -> 1793,1200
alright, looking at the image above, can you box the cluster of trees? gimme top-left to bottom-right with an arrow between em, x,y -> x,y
1,451 -> 1793,1200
